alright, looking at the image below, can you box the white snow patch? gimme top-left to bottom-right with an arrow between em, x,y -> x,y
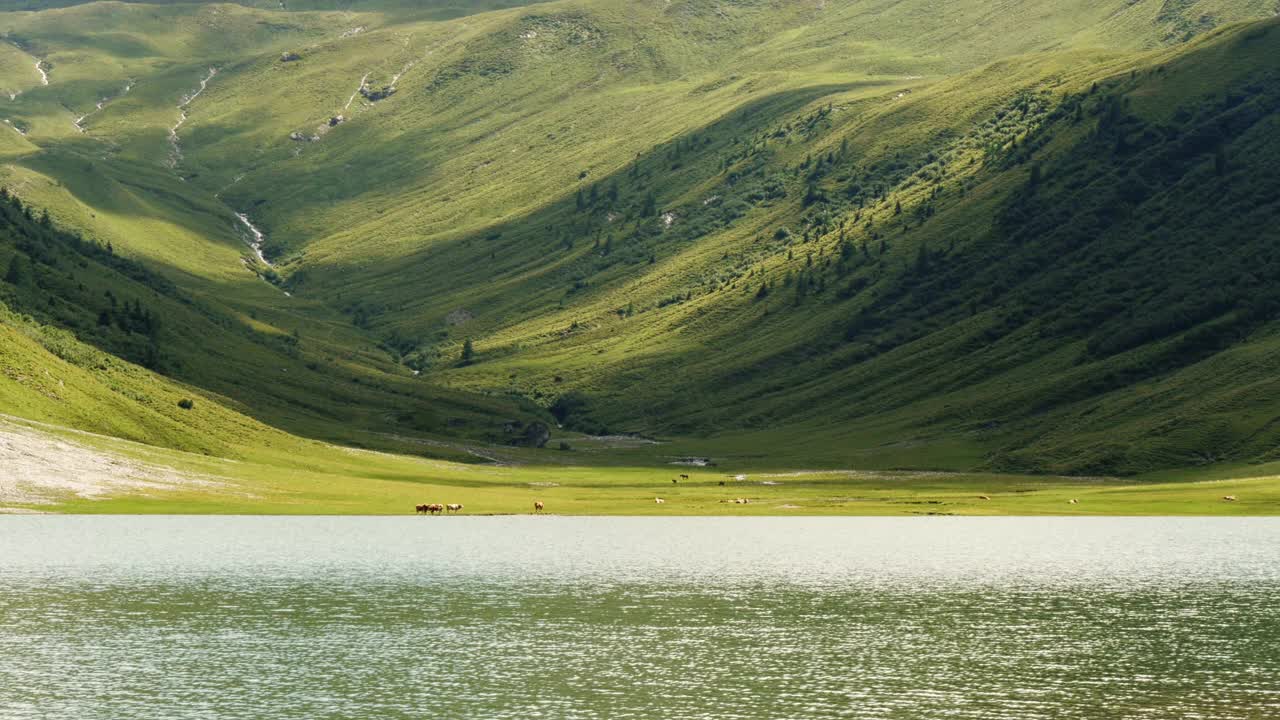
233,213 -> 291,296
234,212 -> 271,267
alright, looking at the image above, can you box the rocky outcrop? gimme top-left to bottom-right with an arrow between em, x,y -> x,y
280,52 -> 302,63
501,419 -> 552,448
360,85 -> 396,102
523,422 -> 551,448
445,308 -> 474,326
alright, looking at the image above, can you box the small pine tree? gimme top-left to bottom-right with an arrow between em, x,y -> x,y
755,282 -> 769,300
914,242 -> 930,274
4,256 -> 28,286
461,338 -> 475,363
642,192 -> 657,217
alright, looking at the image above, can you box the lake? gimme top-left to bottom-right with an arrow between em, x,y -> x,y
1,517 -> 1278,719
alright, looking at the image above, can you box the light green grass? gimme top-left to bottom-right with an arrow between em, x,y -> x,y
6,413 -> 1278,516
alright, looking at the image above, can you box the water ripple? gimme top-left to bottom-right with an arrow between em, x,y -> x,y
0,517 -> 1277,719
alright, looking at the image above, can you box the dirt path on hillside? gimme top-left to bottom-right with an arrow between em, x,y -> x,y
74,79 -> 134,132
0,418 -> 223,509
380,433 -> 518,466
168,67 -> 217,168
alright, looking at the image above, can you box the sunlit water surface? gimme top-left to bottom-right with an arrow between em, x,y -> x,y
1,517 -> 1278,719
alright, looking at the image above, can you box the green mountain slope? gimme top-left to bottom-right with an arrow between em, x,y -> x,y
1,0 -> 1279,480
0,188 -> 542,454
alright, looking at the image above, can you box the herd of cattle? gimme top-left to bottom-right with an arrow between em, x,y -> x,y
414,503 -> 465,515
413,479 -> 1247,514
415,474 -> 754,514
415,501 -> 546,515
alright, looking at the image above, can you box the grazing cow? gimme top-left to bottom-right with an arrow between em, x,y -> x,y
978,495 -> 991,501
654,498 -> 665,504
534,500 -> 545,513
680,474 -> 690,480
672,477 -> 679,484
1224,495 -> 1238,502
718,481 -> 726,486
415,504 -> 429,514
1069,499 -> 1079,505
446,503 -> 464,513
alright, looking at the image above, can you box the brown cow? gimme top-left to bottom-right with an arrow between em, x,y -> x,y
415,504 -> 429,514
534,500 -> 545,513
427,503 -> 444,515
680,474 -> 690,480
446,503 -> 464,513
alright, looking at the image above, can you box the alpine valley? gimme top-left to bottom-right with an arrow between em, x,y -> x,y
2,0 -> 1280,514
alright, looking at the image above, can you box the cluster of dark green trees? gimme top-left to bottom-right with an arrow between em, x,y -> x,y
826,62 -> 1280,399
0,189 -> 170,369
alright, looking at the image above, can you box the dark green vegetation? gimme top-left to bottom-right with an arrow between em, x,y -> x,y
1,0 -> 1280,508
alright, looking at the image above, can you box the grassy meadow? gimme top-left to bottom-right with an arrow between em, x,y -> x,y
6,412 -> 1278,516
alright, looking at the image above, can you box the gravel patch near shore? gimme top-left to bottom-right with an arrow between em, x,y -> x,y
0,419 -> 222,508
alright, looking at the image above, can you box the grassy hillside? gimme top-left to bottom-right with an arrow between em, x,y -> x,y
0,0 -> 1279,491
0,187 -> 545,455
